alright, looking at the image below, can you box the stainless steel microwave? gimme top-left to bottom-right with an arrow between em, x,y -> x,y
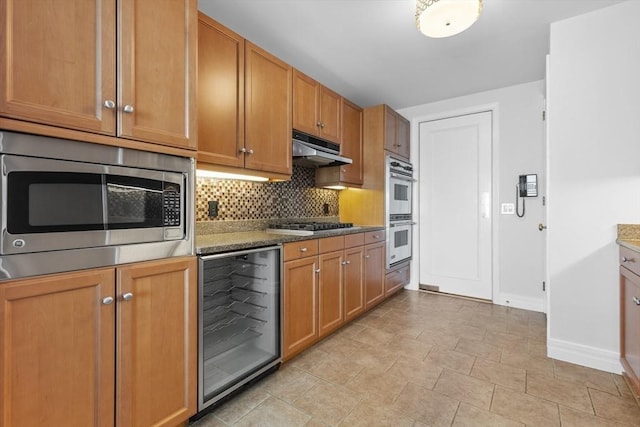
0,131 -> 194,280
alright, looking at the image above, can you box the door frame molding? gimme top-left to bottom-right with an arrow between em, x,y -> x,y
407,103 -> 500,304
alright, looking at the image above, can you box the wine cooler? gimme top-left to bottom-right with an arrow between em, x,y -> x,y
197,246 -> 281,411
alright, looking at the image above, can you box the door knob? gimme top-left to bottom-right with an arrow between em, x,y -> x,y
538,223 -> 547,231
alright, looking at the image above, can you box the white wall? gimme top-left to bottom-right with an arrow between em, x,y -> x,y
399,80 -> 546,312
547,0 -> 640,373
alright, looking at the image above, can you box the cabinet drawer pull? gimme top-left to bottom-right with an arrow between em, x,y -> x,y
122,292 -> 134,301
102,296 -> 114,305
633,296 -> 640,306
623,256 -> 635,263
300,247 -> 308,252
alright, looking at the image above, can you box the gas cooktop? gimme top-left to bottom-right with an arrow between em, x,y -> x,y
266,222 -> 356,236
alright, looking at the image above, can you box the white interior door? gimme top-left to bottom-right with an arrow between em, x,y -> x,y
419,111 -> 492,300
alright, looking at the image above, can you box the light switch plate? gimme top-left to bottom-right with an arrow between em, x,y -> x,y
501,203 -> 515,215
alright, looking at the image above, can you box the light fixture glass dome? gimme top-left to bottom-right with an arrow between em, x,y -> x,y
416,0 -> 483,38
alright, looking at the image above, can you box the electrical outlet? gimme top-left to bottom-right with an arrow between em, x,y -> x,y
208,200 -> 219,218
501,203 -> 515,215
323,203 -> 330,215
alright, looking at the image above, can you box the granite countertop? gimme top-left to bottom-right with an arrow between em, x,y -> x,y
196,225 -> 385,255
616,224 -> 640,252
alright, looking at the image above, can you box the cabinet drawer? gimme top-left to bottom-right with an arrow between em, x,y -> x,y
365,230 -> 385,245
620,246 -> 640,276
386,264 -> 410,295
319,236 -> 344,254
344,233 -> 365,248
284,239 -> 319,261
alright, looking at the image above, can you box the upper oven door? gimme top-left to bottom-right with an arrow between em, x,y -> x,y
1,155 -> 184,255
387,172 -> 413,219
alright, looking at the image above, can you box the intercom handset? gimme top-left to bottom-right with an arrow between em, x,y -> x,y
516,174 -> 537,217
519,174 -> 538,197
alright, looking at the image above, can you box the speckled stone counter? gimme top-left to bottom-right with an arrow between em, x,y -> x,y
196,226 -> 385,255
616,224 -> 640,252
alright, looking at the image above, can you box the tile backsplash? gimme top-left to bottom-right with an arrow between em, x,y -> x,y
196,166 -> 339,222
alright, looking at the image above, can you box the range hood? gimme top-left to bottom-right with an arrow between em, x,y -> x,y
292,130 -> 352,167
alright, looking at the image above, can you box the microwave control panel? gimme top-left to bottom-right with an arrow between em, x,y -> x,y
163,185 -> 182,227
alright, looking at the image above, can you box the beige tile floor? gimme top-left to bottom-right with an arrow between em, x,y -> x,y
192,290 -> 640,427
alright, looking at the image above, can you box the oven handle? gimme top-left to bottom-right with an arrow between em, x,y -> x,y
389,172 -> 416,182
389,221 -> 416,227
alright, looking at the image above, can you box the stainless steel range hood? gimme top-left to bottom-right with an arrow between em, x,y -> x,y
292,130 -> 352,167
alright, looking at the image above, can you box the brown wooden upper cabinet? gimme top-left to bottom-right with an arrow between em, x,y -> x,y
315,98 -> 364,187
198,13 -> 292,177
383,105 -> 411,160
0,0 -> 197,150
293,69 -> 342,144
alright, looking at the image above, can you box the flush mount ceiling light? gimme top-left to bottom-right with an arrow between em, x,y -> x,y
416,0 -> 483,38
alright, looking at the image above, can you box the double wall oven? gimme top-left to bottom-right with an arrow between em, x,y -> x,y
386,155 -> 414,268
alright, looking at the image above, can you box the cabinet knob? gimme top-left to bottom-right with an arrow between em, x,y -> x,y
247,149 -> 254,155
104,100 -> 116,109
373,234 -> 380,239
315,268 -> 321,273
320,122 -> 325,129
365,255 -> 370,259
122,292 -> 134,301
316,122 -> 322,127
300,247 -> 308,252
101,296 -> 114,305
623,256 -> 634,263
633,296 -> 640,306
123,104 -> 134,114
346,260 -> 351,265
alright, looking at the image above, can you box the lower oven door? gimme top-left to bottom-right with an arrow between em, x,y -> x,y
387,221 -> 413,268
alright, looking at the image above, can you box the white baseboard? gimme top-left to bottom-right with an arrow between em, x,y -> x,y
494,292 -> 544,312
547,337 -> 623,374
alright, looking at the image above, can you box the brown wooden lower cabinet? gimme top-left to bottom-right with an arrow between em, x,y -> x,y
364,242 -> 386,308
283,255 -> 319,360
0,256 -> 197,427
620,262 -> 640,400
386,262 -> 410,296
283,232 -> 400,361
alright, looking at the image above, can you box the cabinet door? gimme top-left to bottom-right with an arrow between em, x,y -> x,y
283,257 -> 318,360
292,69 -> 320,136
621,266 -> 640,396
197,13 -> 244,167
383,105 -> 398,153
344,246 -> 365,322
340,99 -> 364,185
244,41 -> 292,176
318,250 -> 344,338
396,114 -> 411,160
118,0 -> 197,149
0,0 -> 116,134
0,269 -> 115,427
319,86 -> 342,144
116,257 -> 197,427
364,242 -> 385,308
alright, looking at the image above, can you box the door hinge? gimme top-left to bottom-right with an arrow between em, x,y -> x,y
542,196 -> 546,206
542,281 -> 546,291
542,110 -> 546,121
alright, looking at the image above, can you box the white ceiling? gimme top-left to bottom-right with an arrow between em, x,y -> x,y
197,0 -> 625,110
